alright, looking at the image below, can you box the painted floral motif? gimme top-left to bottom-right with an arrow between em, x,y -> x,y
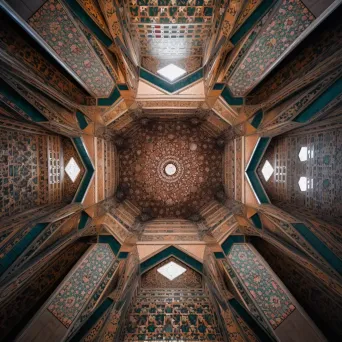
228,0 -> 314,96
228,244 -> 295,329
28,0 -> 115,98
48,244 -> 115,327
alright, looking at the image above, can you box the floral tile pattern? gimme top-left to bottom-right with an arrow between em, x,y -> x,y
119,120 -> 223,218
28,0 -> 115,98
228,0 -> 314,96
47,244 -> 115,328
228,244 -> 295,329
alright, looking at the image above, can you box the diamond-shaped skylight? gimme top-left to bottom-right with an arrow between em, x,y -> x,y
298,147 -> 308,161
298,176 -> 313,191
261,160 -> 274,182
65,157 -> 80,182
157,64 -> 186,82
157,261 -> 186,281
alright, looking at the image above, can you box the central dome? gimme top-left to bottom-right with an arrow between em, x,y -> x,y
119,119 -> 223,218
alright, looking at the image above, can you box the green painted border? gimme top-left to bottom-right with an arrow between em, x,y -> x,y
0,223 -> 49,276
213,83 -> 225,90
250,109 -> 263,128
140,68 -> 203,94
292,223 -> 342,275
76,111 -> 89,130
221,235 -> 245,255
118,251 -> 129,259
230,0 -> 274,45
293,78 -> 342,123
230,299 -> 275,342
78,211 -> 90,230
118,84 -> 129,91
140,246 -> 203,274
245,137 -> 271,204
214,252 -> 225,259
0,79 -> 48,122
250,213 -> 262,230
70,298 -> 113,342
97,87 -> 121,106
64,0 -> 112,47
220,86 -> 244,106
99,235 -> 121,256
73,137 -> 95,203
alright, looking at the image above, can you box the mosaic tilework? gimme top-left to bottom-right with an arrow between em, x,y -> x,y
48,244 -> 115,328
29,0 -> 115,98
124,288 -> 224,341
0,129 -> 49,218
258,126 -> 342,225
119,120 -> 223,218
229,244 -> 295,329
228,0 -> 314,96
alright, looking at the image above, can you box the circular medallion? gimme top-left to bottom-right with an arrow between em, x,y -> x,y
165,163 -> 177,176
158,156 -> 184,183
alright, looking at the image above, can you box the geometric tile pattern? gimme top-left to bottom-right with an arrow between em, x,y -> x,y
128,1 -> 215,24
228,0 -> 315,96
0,129 -> 46,218
229,244 -> 296,329
47,244 -> 115,328
127,0 -> 215,74
123,288 -> 224,341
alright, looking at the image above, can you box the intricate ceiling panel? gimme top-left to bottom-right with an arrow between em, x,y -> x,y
126,0 -> 216,75
227,0 -> 315,96
119,119 -> 223,218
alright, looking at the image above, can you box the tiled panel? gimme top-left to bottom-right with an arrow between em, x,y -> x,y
28,0 -> 115,98
123,283 -> 224,341
0,129 -> 49,218
47,244 -> 116,328
228,0 -> 315,96
257,126 -> 342,225
229,244 -> 295,329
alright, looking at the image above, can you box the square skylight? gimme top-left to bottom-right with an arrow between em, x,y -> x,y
65,157 -> 80,182
157,261 -> 186,281
261,160 -> 274,182
157,64 -> 186,82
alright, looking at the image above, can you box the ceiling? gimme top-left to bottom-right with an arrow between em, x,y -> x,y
118,118 -> 223,218
125,0 -> 217,76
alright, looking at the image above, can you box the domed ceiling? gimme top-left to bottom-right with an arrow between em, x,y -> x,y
118,119 -> 223,218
